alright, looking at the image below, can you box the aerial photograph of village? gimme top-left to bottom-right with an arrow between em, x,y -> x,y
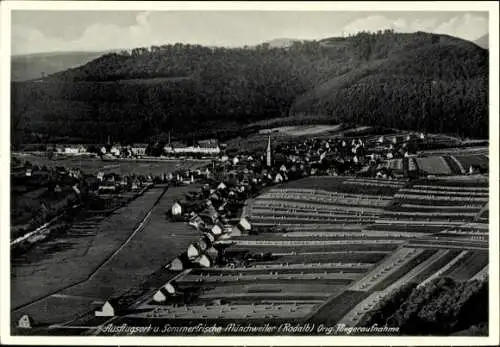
5,3 -> 495,340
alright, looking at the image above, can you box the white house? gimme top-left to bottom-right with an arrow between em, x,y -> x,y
232,217 -> 252,236
131,144 -> 147,156
64,147 -> 80,154
17,314 -> 33,329
274,173 -> 284,183
171,202 -> 182,216
95,301 -> 115,317
153,282 -> 177,303
168,257 -> 184,271
187,243 -> 200,259
217,182 -> 227,190
110,146 -> 121,157
193,254 -> 211,268
210,224 -> 223,236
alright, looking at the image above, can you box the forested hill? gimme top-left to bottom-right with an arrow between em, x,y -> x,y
11,30 -> 488,146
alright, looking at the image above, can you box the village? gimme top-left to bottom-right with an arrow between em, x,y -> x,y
10,124 -> 490,333
11,128 -> 488,248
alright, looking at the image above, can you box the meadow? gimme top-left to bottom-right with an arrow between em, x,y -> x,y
12,153 -> 208,175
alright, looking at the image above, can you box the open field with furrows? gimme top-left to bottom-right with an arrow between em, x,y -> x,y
192,262 -> 373,274
252,251 -> 390,265
191,282 -> 348,300
134,303 -> 317,320
332,249 -> 478,327
11,185 -> 200,325
11,188 -> 164,308
452,154 -> 489,171
279,176 -> 404,196
246,182 -> 395,230
348,248 -> 432,291
415,156 -> 456,175
12,153 -> 208,175
438,251 -> 489,281
362,177 -> 489,238
227,242 -> 401,255
418,146 -> 488,156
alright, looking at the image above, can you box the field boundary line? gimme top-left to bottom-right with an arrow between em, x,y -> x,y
418,250 -> 468,287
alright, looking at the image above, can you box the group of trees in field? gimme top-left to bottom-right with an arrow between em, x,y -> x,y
11,30 -> 488,146
359,277 -> 488,335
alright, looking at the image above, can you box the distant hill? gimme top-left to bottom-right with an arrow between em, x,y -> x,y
11,30 -> 488,146
474,34 -> 489,49
264,38 -> 302,48
11,51 -> 107,81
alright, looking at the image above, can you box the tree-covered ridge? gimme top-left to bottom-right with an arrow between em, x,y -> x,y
11,30 -> 488,145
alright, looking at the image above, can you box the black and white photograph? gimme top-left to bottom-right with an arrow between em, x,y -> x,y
1,1 -> 499,345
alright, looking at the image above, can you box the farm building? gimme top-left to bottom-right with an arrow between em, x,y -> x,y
210,224 -> 223,236
64,145 -> 86,154
153,282 -> 178,303
17,314 -> 34,329
187,243 -> 201,259
169,257 -> 184,271
274,173 -> 284,183
232,217 -> 252,236
98,182 -> 116,193
193,254 -> 212,268
110,146 -> 121,157
95,300 -> 119,317
171,202 -> 183,216
131,144 -> 147,156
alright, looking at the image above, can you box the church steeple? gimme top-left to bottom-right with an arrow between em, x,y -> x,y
266,135 -> 272,167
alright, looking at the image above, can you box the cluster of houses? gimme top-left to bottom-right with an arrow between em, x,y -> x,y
45,138 -> 221,159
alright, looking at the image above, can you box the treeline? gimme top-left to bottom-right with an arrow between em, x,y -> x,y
359,277 -> 488,335
11,30 -> 488,146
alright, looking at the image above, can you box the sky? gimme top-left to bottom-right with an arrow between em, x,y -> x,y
11,10 -> 489,55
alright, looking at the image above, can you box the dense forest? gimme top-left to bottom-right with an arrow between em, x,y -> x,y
11,30 -> 488,146
359,277 -> 488,335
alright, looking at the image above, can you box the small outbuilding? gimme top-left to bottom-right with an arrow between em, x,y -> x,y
17,314 -> 34,329
168,257 -> 184,271
95,300 -> 117,317
171,202 -> 183,216
153,282 -> 177,303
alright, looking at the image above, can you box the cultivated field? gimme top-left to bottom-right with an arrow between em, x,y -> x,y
11,153 -> 208,175
11,185 -> 202,326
